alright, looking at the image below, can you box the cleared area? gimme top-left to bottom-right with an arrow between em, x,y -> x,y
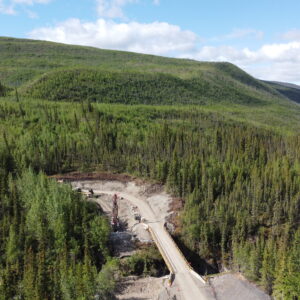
208,273 -> 271,300
115,276 -> 166,300
69,179 -> 270,300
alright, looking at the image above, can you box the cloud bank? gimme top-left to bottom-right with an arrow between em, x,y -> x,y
29,18 -> 197,56
182,42 -> 300,83
96,0 -> 137,19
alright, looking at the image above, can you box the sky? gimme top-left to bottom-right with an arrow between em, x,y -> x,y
1,0 -> 300,84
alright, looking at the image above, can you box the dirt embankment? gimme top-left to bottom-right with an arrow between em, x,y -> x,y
52,171 -> 133,183
115,276 -> 167,300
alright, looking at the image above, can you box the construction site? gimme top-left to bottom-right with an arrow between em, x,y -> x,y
57,175 -> 271,300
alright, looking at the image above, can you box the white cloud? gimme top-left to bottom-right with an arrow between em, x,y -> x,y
28,18 -> 197,55
95,0 -> 162,19
186,42 -> 300,65
12,0 -> 51,4
0,0 -> 51,15
96,0 -> 137,19
281,29 -> 300,41
0,0 -> 15,14
25,8 -> 38,18
246,62 -> 300,84
179,41 -> 300,83
211,28 -> 264,42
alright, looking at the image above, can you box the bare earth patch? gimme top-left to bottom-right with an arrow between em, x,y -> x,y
115,276 -> 167,300
208,273 -> 271,300
58,176 -> 271,300
70,179 -> 172,254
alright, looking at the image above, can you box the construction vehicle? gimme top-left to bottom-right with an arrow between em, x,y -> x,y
74,188 -> 94,198
111,194 -> 120,231
131,205 -> 141,222
88,188 -> 94,198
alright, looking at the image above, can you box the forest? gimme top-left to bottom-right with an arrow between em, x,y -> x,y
0,168 -> 118,299
0,96 -> 299,299
21,67 -> 272,106
0,36 -> 300,300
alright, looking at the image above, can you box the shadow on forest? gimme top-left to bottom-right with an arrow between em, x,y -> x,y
172,235 -> 218,275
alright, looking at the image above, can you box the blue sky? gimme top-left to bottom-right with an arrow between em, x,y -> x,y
1,0 -> 300,83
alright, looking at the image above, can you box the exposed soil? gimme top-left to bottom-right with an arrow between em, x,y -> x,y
208,273 -> 271,300
52,171 -> 133,183
57,175 -> 271,300
70,180 -> 172,257
115,276 -> 167,300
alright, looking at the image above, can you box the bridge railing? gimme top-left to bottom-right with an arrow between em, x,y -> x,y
162,224 -> 207,284
148,226 -> 176,274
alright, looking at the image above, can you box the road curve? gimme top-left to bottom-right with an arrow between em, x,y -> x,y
92,189 -> 215,300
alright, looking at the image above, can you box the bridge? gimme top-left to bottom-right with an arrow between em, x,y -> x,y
90,189 -> 215,300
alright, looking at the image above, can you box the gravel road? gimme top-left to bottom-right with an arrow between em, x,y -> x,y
70,180 -> 271,300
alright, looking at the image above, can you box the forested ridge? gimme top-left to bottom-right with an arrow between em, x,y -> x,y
0,37 -> 295,107
0,97 -> 299,298
2,37 -> 300,134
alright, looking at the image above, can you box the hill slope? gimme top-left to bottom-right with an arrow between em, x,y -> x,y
21,67 -> 274,105
0,37 -> 285,105
1,36 -> 300,132
264,81 -> 300,104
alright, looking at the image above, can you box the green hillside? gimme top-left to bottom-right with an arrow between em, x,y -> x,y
21,68 -> 272,105
1,37 -> 300,133
0,36 -> 269,83
0,36 -> 286,105
265,81 -> 300,104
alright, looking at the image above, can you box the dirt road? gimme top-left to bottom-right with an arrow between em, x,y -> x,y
91,189 -> 214,300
